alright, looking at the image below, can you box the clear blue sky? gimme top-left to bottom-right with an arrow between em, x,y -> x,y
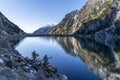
0,0 -> 87,33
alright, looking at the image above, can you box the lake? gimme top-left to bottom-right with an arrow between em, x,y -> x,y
15,36 -> 120,80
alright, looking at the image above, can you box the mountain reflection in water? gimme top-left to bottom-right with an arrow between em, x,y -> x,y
15,36 -> 120,80
55,37 -> 120,80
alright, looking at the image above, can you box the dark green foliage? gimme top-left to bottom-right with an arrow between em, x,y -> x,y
32,50 -> 39,61
43,55 -> 50,67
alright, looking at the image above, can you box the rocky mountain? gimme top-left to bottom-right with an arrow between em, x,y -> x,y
47,10 -> 79,34
0,12 -> 25,38
47,0 -> 120,36
33,24 -> 54,35
76,0 -> 120,36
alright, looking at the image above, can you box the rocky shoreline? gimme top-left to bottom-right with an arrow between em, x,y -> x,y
0,38 -> 67,80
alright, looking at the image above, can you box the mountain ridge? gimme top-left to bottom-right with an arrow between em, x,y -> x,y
0,12 -> 25,38
47,10 -> 79,34
47,0 -> 120,36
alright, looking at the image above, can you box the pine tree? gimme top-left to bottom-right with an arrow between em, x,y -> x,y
43,55 -> 49,67
32,50 -> 39,61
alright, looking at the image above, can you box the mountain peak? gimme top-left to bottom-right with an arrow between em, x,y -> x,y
46,23 -> 56,27
33,24 -> 54,34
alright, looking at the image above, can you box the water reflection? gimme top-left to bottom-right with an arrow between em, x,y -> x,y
55,37 -> 120,80
15,36 -> 120,80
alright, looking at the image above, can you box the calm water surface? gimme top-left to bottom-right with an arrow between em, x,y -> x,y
15,37 -> 104,80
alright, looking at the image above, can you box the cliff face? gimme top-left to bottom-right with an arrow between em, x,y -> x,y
0,12 -> 25,38
48,0 -> 120,36
76,0 -> 120,36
